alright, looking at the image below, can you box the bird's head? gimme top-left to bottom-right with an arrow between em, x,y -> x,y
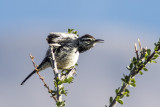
78,34 -> 104,53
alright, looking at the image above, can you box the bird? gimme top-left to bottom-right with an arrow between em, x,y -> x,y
21,32 -> 104,85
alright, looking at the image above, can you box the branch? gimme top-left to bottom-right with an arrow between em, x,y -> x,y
107,39 -> 160,107
29,54 -> 57,101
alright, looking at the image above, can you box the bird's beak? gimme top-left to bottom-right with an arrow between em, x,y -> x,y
95,39 -> 104,43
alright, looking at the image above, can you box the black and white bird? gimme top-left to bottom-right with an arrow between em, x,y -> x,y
21,32 -> 104,85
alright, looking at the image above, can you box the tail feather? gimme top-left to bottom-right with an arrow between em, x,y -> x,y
21,57 -> 51,85
21,70 -> 36,85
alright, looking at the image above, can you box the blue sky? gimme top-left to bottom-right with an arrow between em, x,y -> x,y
1,0 -> 160,107
1,0 -> 160,32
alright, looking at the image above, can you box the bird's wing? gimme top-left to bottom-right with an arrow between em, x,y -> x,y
46,32 -> 78,45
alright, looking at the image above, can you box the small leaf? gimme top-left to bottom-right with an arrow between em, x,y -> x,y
131,78 -> 136,83
125,89 -> 130,93
120,94 -> 124,99
63,77 -> 74,83
68,29 -> 71,33
143,67 -> 148,71
118,99 -> 124,105
146,49 -> 151,55
154,46 -> 159,51
129,63 -> 133,70
130,83 -> 136,87
127,66 -> 131,70
126,94 -> 130,97
54,81 -> 57,87
124,89 -> 130,97
73,31 -> 77,34
56,101 -> 61,106
75,63 -> 78,66
132,57 -> 137,64
58,81 -> 63,85
121,78 -> 126,83
139,71 -> 143,75
70,29 -> 74,32
154,54 -> 159,59
115,88 -> 120,95
116,96 -> 120,101
109,97 -> 113,104
152,61 -> 157,63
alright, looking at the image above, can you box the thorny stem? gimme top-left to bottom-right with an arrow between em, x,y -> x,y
29,54 -> 57,101
109,43 -> 160,107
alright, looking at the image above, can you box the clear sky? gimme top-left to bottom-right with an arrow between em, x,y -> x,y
0,0 -> 160,107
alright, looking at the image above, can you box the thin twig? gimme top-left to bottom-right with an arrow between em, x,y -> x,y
135,43 -> 139,59
29,54 -> 57,101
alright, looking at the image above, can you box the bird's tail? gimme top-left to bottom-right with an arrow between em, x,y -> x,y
21,57 -> 51,85
20,70 -> 36,85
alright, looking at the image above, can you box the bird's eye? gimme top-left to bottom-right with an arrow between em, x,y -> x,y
86,39 -> 91,42
82,39 -> 91,42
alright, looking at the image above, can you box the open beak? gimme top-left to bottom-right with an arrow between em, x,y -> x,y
95,39 -> 104,43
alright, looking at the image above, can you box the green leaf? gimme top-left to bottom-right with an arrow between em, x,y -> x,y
73,31 -> 77,34
54,81 -> 57,87
125,89 -> 130,93
63,77 -> 74,84
150,60 -> 157,63
70,29 -> 74,32
68,28 -> 74,33
143,67 -> 148,71
132,57 -> 137,64
115,88 -> 120,95
154,46 -> 159,51
127,66 -> 131,70
154,54 -> 159,59
120,94 -> 124,99
58,81 -> 63,85
118,99 -> 124,105
124,89 -> 130,97
155,51 -> 158,54
157,51 -> 160,55
123,92 -> 130,97
139,71 -> 143,75
145,53 -> 149,60
56,101 -> 61,106
116,96 -> 120,101
126,94 -> 130,97
109,97 -> 113,104
124,75 -> 130,84
152,61 -> 157,63
154,43 -> 157,46
56,101 -> 66,107
68,29 -> 71,33
129,63 -> 133,70
121,78 -> 126,83
130,83 -> 136,87
75,63 -> 78,66
131,78 -> 136,83
61,87 -> 67,96
67,77 -> 74,83
146,49 -> 151,55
